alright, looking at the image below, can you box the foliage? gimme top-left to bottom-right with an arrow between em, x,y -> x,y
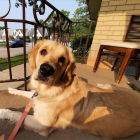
15,0 -> 35,8
73,0 -> 89,21
70,0 -> 97,59
38,19 -> 48,26
39,37 -> 42,40
16,1 -> 70,34
47,9 -> 70,24
32,9 -> 70,28
15,0 -> 70,26
0,26 -> 5,30
72,0 -> 96,33
32,9 -> 70,36
11,36 -> 14,40
26,36 -> 30,39
32,19 -> 48,27
15,0 -> 96,60
15,0 -> 26,8
71,33 -> 93,56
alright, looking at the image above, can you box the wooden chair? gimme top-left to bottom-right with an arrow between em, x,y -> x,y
93,15 -> 140,83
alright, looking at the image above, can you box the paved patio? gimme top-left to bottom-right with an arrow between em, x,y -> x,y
0,63 -> 140,140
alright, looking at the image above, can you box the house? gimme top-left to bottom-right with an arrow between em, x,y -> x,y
0,29 -> 31,39
29,28 -> 48,39
86,0 -> 140,70
0,27 -> 48,40
2,29 -> 14,39
13,29 -> 29,39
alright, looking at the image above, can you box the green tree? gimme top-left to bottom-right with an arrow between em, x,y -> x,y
32,9 -> 70,27
38,19 -> 48,26
39,37 -> 42,40
48,9 -> 70,26
32,19 -> 48,27
11,36 -> 14,40
72,0 -> 93,33
26,36 -> 30,39
70,0 -> 97,58
15,0 -> 34,8
73,0 -> 89,21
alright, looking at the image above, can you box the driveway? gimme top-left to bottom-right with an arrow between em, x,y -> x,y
0,42 -> 33,58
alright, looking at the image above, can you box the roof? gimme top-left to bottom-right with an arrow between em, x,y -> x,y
29,28 -> 48,37
16,29 -> 28,33
8,29 -> 14,36
86,0 -> 102,20
2,29 -> 14,36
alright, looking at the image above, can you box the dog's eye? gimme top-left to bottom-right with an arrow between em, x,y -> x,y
41,49 -> 47,55
58,56 -> 65,63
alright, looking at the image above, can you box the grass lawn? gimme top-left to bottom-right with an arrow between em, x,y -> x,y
0,54 -> 28,71
0,42 -> 6,47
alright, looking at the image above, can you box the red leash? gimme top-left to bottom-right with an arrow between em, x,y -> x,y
7,92 -> 38,140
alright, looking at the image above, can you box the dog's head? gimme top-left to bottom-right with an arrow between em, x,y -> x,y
28,39 -> 76,86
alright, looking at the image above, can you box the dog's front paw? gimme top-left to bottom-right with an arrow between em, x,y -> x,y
8,87 -> 17,95
96,83 -> 104,88
0,109 -> 11,119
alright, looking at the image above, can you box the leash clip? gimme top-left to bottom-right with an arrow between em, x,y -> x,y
31,92 -> 38,98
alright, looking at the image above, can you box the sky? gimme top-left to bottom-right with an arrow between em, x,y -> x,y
0,0 -> 79,30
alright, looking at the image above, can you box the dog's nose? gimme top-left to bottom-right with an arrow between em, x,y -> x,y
40,63 -> 55,77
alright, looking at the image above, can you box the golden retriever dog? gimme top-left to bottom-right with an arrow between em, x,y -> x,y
1,39 -> 140,139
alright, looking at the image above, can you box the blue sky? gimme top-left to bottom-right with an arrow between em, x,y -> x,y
0,0 -> 79,30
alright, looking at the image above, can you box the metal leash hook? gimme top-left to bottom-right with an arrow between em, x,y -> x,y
31,91 -> 38,98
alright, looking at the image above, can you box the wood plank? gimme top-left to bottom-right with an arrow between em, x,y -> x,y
101,53 -> 124,59
127,36 -> 140,39
101,46 -> 128,53
129,30 -> 140,33
131,24 -> 140,28
133,16 -> 140,22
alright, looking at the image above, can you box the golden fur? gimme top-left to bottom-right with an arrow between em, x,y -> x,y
1,39 -> 140,139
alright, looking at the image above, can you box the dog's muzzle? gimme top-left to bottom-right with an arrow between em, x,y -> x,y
40,63 -> 55,77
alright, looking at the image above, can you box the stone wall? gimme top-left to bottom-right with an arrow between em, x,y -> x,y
87,0 -> 140,69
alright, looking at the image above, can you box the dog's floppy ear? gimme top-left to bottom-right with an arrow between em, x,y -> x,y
28,42 -> 40,72
62,48 -> 76,86
28,39 -> 47,72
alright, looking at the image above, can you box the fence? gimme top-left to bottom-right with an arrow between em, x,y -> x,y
0,0 -> 94,90
72,21 -> 94,63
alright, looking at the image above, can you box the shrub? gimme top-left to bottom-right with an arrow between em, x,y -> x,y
11,36 -> 14,40
26,36 -> 30,39
39,37 -> 42,40
70,34 -> 93,57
